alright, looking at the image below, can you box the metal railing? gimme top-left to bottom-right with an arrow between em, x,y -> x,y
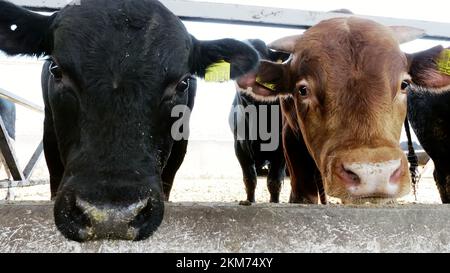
11,0 -> 450,40
0,87 -> 44,188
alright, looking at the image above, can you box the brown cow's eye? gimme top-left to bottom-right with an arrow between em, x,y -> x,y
401,80 -> 410,90
176,77 -> 190,93
299,85 -> 308,97
49,62 -> 62,80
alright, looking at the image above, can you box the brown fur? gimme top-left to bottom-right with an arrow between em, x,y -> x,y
238,17 -> 450,204
279,18 -> 411,203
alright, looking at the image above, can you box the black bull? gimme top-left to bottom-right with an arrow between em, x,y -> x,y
0,0 -> 259,241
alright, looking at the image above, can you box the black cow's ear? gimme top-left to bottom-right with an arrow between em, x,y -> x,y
191,37 -> 259,80
408,45 -> 450,92
245,38 -> 291,63
0,0 -> 55,56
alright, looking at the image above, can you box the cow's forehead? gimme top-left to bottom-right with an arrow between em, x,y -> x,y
301,17 -> 399,47
293,17 -> 407,87
51,1 -> 192,84
53,2 -> 190,51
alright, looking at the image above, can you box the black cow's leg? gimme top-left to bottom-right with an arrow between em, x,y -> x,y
242,165 -> 257,203
161,139 -> 188,201
267,159 -> 285,203
434,164 -> 450,203
242,166 -> 257,203
235,143 -> 257,203
283,124 -> 323,204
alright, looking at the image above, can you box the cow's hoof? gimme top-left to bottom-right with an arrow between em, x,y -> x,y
239,200 -> 253,206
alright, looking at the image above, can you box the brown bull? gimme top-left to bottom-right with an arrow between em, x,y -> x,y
238,17 -> 450,204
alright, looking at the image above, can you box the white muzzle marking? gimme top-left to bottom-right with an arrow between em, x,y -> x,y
343,159 -> 402,196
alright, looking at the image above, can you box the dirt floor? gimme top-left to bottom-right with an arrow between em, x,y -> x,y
0,141 -> 442,204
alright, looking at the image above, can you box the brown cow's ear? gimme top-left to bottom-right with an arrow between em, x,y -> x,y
236,60 -> 291,101
390,26 -> 425,44
408,45 -> 450,91
268,35 -> 302,53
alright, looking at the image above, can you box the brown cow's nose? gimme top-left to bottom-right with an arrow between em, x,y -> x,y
339,159 -> 404,198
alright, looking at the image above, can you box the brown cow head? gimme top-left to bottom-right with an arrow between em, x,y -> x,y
238,17 -> 450,203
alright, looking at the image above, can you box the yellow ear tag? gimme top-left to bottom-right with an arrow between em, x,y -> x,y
205,60 -> 231,82
256,76 -> 277,92
436,49 -> 450,76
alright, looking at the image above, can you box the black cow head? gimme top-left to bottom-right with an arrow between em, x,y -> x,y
0,0 -> 258,241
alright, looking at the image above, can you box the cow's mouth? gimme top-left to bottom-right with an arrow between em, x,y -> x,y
341,195 -> 397,205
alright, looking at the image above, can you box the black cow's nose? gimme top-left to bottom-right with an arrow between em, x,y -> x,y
54,190 -> 164,242
75,197 -> 153,240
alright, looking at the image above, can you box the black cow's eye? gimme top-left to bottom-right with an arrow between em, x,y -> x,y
401,80 -> 410,90
299,85 -> 308,97
176,77 -> 190,93
49,62 -> 62,80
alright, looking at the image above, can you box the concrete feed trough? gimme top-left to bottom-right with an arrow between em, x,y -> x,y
1,201 -> 450,252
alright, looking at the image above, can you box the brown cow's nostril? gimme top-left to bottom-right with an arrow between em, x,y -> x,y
341,165 -> 361,185
389,164 -> 404,184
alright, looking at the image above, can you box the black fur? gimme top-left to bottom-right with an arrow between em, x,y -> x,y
407,87 -> 450,203
192,37 -> 259,79
0,0 -> 54,56
0,0 -> 258,241
230,39 -> 288,203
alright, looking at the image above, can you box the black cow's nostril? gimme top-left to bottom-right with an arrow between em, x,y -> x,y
71,201 -> 94,240
129,197 -> 164,241
54,193 -> 94,242
129,200 -> 152,228
73,201 -> 93,228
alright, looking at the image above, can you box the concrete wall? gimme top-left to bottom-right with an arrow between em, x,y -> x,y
1,201 -> 450,253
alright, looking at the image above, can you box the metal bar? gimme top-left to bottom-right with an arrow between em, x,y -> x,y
0,179 -> 48,189
23,141 -> 44,180
11,0 -> 70,9
164,0 -> 450,41
0,117 -> 25,181
0,88 -> 44,114
0,180 -> 29,188
10,0 -> 450,41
